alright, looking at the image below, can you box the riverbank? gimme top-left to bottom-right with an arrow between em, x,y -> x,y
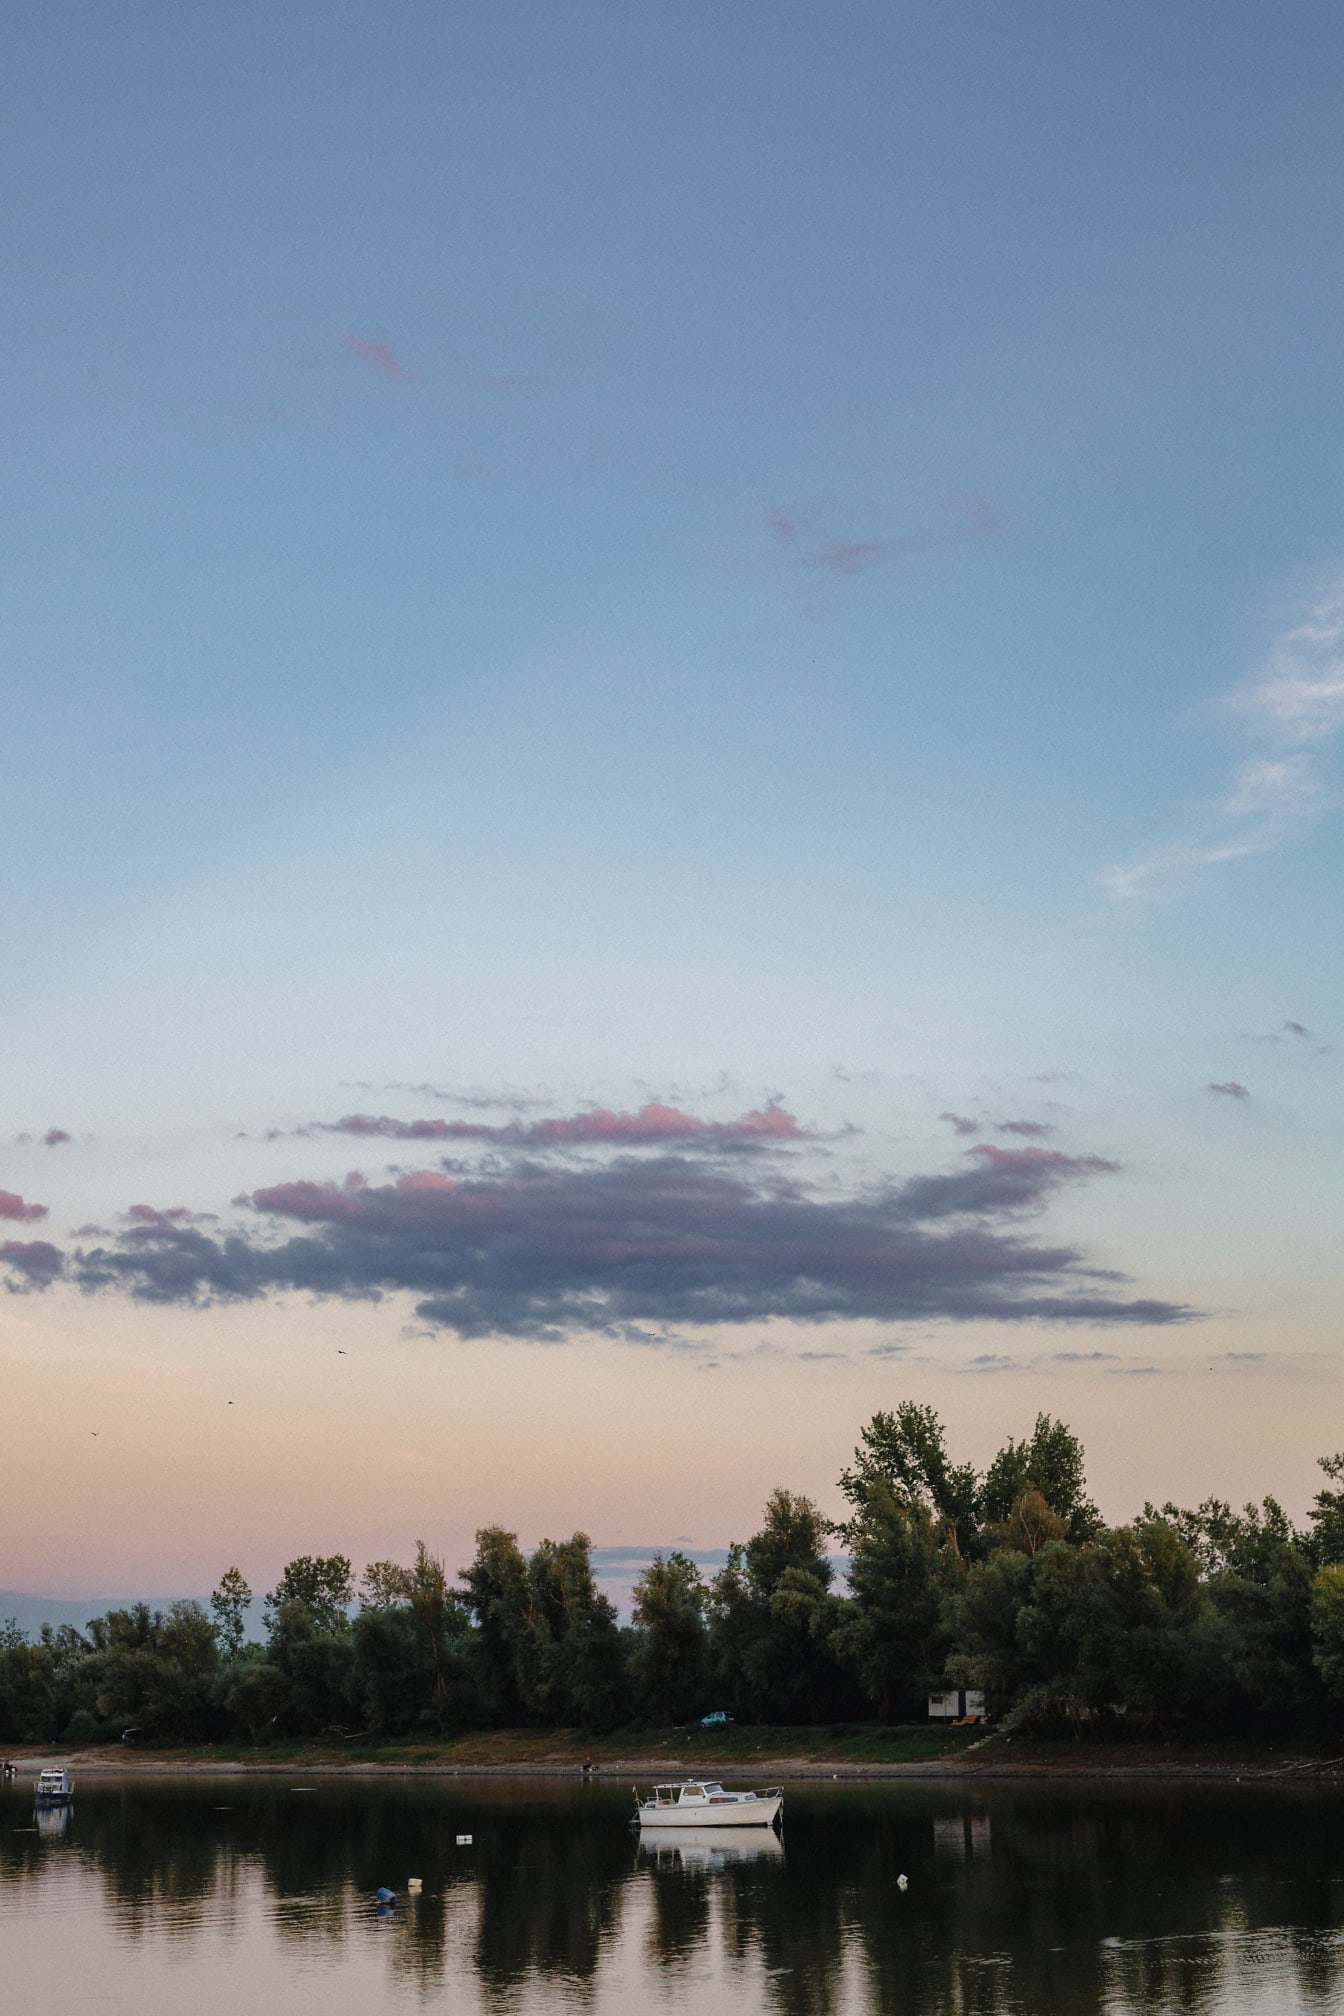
8,1724 -> 1344,1782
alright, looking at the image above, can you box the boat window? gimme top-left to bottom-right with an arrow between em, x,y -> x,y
701,1783 -> 724,1794
680,1784 -> 703,1799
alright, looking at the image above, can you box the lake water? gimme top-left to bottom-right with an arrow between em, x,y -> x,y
3,1773 -> 1344,2012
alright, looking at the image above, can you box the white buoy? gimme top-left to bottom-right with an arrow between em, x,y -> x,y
408,1878 -> 423,1892
897,1874 -> 908,1891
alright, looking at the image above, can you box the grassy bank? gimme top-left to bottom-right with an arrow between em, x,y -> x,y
22,1722 -> 1344,1781
42,1722 -> 981,1772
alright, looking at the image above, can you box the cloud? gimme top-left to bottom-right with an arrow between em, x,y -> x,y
996,1119 -> 1054,1138
1283,1020 -> 1311,1039
341,329 -> 412,381
59,1138 -> 1193,1338
939,1111 -> 979,1136
769,495 -> 1003,577
313,1100 -> 805,1151
42,1128 -> 70,1148
1051,1350 -> 1120,1363
124,1204 -> 217,1228
1,1239 -> 63,1284
0,1189 -> 47,1222
1100,580 -> 1344,898
1208,1081 -> 1250,1101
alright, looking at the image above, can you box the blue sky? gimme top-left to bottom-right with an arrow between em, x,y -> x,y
3,3 -> 1342,1599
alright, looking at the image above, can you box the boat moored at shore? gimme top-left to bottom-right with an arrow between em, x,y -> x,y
34,1767 -> 74,1806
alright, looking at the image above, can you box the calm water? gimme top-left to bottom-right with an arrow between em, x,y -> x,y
3,1773 -> 1344,2013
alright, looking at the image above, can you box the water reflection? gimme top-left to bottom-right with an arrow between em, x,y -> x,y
2,1776 -> 1344,2013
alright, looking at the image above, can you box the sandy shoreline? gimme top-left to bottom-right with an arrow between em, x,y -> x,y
8,1749 -> 1344,1784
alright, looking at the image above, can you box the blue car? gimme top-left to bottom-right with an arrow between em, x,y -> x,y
699,1710 -> 733,1726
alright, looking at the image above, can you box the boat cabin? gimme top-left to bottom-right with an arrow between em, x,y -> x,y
650,1781 -> 733,1807
35,1767 -> 73,1803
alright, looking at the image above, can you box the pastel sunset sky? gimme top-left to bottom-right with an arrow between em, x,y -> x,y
3,3 -> 1342,1603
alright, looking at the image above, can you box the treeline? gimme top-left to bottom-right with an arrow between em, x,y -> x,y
7,1404 -> 1344,1747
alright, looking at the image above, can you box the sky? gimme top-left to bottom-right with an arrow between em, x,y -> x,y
3,1 -> 1343,1611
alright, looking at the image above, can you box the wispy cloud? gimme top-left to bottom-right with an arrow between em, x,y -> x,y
312,1100 -> 806,1152
769,494 -> 1003,577
42,1128 -> 70,1147
31,1136 -> 1193,1338
0,1189 -> 47,1222
341,329 -> 413,381
1208,1080 -> 1250,1101
939,1111 -> 979,1137
1100,581 -> 1344,899
996,1119 -> 1054,1138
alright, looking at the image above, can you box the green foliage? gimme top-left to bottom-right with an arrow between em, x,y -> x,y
982,1415 -> 1099,1543
829,1480 -> 944,1719
460,1528 -> 628,1729
210,1567 -> 252,1658
838,1403 -> 980,1557
709,1489 -> 851,1722
1310,1566 -> 1344,1696
264,1556 -> 354,1638
1310,1455 -> 1344,1566
631,1552 -> 708,1723
8,1413 -> 1344,1751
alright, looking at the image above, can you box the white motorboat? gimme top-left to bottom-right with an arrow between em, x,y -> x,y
34,1767 -> 73,1806
634,1779 -> 782,1829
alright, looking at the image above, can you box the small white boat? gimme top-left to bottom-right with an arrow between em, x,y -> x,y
635,1779 -> 782,1829
34,1767 -> 73,1806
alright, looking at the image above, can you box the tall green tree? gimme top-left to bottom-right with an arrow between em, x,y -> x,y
631,1552 -> 708,1723
838,1404 -> 980,1557
830,1480 -> 944,1719
264,1555 -> 354,1638
210,1567 -> 253,1657
982,1415 -> 1099,1543
710,1490 -> 848,1722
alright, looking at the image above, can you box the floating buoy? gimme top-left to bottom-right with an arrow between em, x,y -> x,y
456,1834 -> 472,1846
407,1878 -> 423,1892
376,1887 -> 396,1904
897,1874 -> 908,1891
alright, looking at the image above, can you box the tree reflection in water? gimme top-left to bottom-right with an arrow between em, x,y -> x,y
2,1777 -> 1344,2012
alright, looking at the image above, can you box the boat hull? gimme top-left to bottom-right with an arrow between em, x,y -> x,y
638,1795 -> 782,1829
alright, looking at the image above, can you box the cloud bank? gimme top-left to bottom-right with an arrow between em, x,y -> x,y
42,1140 -> 1193,1339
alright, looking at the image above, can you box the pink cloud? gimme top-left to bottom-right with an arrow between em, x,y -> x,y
316,1101 -> 805,1150
43,1128 -> 71,1147
124,1204 -> 216,1230
341,329 -> 411,381
996,1119 -> 1055,1138
939,1111 -> 979,1136
1,1238 -> 63,1282
0,1188 -> 47,1222
970,1144 -> 1117,1177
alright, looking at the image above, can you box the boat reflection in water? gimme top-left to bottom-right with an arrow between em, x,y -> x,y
637,1823 -> 785,1874
34,1802 -> 70,1840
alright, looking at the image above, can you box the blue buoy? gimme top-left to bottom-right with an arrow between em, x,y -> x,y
375,1887 -> 396,1905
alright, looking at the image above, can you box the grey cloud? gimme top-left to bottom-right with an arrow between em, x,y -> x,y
1208,1080 -> 1251,1100
46,1143 -> 1196,1340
